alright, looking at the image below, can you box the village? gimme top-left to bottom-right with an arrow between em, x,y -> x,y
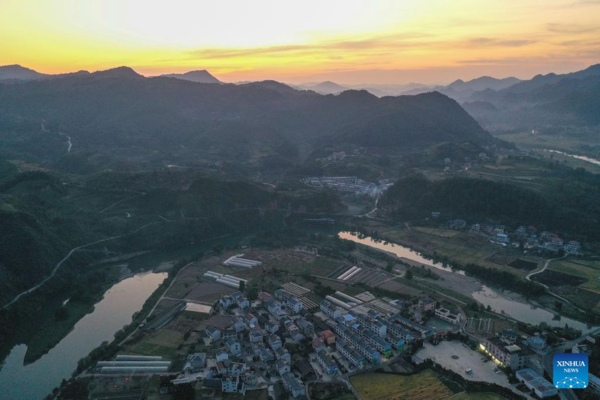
74,245 -> 600,400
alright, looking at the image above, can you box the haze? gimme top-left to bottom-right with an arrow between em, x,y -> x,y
2,0 -> 600,84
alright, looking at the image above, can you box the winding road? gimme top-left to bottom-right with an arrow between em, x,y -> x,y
2,221 -> 164,309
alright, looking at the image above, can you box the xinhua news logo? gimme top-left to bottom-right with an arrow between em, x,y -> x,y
553,353 -> 588,389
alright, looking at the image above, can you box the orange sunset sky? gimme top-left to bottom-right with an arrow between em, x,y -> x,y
2,0 -> 600,84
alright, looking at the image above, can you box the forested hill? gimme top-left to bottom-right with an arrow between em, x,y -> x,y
0,67 -> 493,155
379,173 -> 600,241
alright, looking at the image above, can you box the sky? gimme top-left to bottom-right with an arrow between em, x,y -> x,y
1,0 -> 600,85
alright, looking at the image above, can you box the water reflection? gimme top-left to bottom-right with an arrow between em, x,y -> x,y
0,271 -> 167,400
338,231 -> 594,332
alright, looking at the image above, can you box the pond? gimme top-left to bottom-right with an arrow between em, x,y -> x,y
338,231 -> 594,333
0,271 -> 167,400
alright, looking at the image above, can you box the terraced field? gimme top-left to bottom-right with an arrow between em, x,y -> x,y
413,227 -> 461,238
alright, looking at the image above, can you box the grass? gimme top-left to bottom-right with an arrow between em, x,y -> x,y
128,341 -> 178,360
146,329 -> 184,348
550,260 -> 600,294
382,229 -> 527,277
350,369 -> 453,400
414,227 -> 461,238
448,393 -> 506,400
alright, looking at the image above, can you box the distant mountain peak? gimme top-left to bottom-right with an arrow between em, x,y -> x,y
92,66 -> 143,79
160,69 -> 220,84
0,64 -> 46,81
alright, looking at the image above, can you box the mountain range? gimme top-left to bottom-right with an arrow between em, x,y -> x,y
0,66 -> 493,168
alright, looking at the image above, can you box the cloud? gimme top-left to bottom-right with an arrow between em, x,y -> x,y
546,23 -> 600,34
466,38 -> 538,47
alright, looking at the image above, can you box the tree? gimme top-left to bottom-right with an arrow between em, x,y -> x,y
405,269 -> 413,280
239,280 -> 246,292
55,307 -> 69,321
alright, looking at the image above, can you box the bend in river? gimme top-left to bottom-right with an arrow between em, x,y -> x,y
338,231 -> 594,333
0,271 -> 167,400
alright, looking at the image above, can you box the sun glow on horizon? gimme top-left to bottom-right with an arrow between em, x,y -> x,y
1,0 -> 600,84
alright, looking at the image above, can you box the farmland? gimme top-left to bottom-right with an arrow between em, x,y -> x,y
381,228 -> 537,277
550,260 -> 600,294
350,370 -> 455,400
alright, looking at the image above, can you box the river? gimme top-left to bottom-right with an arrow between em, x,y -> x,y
339,232 -> 594,333
543,149 -> 600,166
0,271 -> 167,400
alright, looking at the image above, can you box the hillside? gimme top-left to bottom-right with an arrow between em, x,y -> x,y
0,67 -> 494,167
464,64 -> 600,131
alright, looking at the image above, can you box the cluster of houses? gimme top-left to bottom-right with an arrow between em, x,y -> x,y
302,176 -> 392,197
444,219 -> 583,255
176,287 -> 326,398
480,330 -> 559,398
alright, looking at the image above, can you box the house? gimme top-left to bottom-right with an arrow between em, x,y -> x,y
286,322 -> 302,340
275,347 -> 291,363
265,321 -> 279,334
495,233 -> 510,244
336,338 -> 365,368
515,369 -> 557,398
287,297 -> 304,314
231,317 -> 245,333
268,301 -> 282,315
564,240 -> 582,255
259,348 -> 275,362
281,372 -> 305,397
296,319 -> 314,337
228,362 -> 246,376
222,375 -> 245,394
249,328 -> 263,343
393,314 -> 432,339
258,292 -> 274,303
516,225 -> 527,237
274,289 -> 292,302
317,350 -> 338,375
223,328 -> 237,339
185,353 -> 206,372
269,334 -> 283,351
418,297 -> 436,312
470,223 -> 480,233
481,337 -> 534,370
226,338 -> 241,356
494,225 -> 505,235
205,325 -> 221,341
242,371 -> 258,387
387,323 -> 415,343
312,337 -> 326,353
322,330 -> 336,345
216,361 -> 227,375
500,329 -> 517,344
245,313 -> 258,327
216,350 -> 229,362
449,219 -> 467,230
294,245 -> 318,255
294,360 -> 314,379
219,296 -> 233,308
434,308 -> 462,324
320,299 -> 342,319
431,211 -> 441,218
276,359 -> 290,375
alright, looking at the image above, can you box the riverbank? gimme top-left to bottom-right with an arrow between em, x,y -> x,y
339,231 -> 596,331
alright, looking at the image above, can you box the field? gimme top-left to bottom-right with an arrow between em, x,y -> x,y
382,229 -> 531,277
448,393 -> 506,400
128,329 -> 184,359
350,370 -> 454,400
413,227 -> 461,239
550,260 -> 600,294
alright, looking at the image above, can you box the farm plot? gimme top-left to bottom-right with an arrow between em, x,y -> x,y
508,259 -> 538,271
550,260 -> 600,294
350,369 -> 454,400
413,227 -> 461,238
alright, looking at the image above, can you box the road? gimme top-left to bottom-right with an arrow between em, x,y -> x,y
2,221 -> 163,309
525,256 -> 586,313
